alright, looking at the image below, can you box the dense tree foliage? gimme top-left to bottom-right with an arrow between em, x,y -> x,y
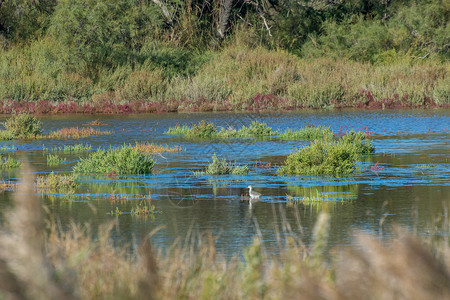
1,0 -> 448,60
0,0 -> 448,105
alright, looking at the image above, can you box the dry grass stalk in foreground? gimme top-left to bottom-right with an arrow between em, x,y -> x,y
1,166 -> 450,299
0,163 -> 77,300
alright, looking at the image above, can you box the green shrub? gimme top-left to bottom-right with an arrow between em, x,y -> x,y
278,140 -> 358,176
279,129 -> 375,175
73,146 -> 154,175
1,113 -> 42,139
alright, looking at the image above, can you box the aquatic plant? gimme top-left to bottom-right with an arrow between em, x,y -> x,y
45,127 -> 111,139
238,121 -> 277,137
63,143 -> 93,152
43,143 -> 93,153
36,172 -> 78,193
186,120 -> 217,139
73,146 -> 155,175
165,123 -> 191,135
46,154 -> 65,166
0,113 -> 42,140
131,200 -> 155,216
83,120 -> 107,126
196,154 -> 249,175
341,130 -> 375,154
279,126 -> 334,141
132,142 -> 184,155
278,140 -> 358,175
0,155 -> 22,170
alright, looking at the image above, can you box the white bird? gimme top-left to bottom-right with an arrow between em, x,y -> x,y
247,185 -> 261,199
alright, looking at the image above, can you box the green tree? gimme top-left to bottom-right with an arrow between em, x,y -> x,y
0,0 -> 55,42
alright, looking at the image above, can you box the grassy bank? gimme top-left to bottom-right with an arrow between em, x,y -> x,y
1,45 -> 448,113
0,168 -> 449,299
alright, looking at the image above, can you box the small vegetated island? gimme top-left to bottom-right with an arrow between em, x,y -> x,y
0,1 -> 447,113
168,120 -> 374,176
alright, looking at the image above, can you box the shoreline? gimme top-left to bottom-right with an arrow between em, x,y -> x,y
0,96 -> 448,115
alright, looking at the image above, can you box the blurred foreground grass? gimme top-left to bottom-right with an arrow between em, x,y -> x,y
0,165 -> 449,300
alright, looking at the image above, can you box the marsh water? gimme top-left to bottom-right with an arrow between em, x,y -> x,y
0,109 -> 449,256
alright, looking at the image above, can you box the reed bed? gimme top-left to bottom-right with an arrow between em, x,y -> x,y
1,46 -> 447,113
0,167 -> 450,299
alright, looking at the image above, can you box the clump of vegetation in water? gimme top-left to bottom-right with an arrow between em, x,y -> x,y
132,142 -> 184,154
196,154 -> 249,175
279,131 -> 375,175
0,155 -> 22,170
218,121 -> 277,138
131,200 -> 155,216
279,126 -> 334,141
36,172 -> 78,193
236,121 -> 277,137
166,120 -> 277,139
44,127 -> 111,139
46,154 -> 65,166
43,143 -> 93,153
186,120 -> 217,139
0,113 -> 42,140
73,146 -> 154,175
166,120 -> 217,138
341,130 -> 375,154
165,123 -> 191,135
83,120 -> 107,126
279,139 -> 358,175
